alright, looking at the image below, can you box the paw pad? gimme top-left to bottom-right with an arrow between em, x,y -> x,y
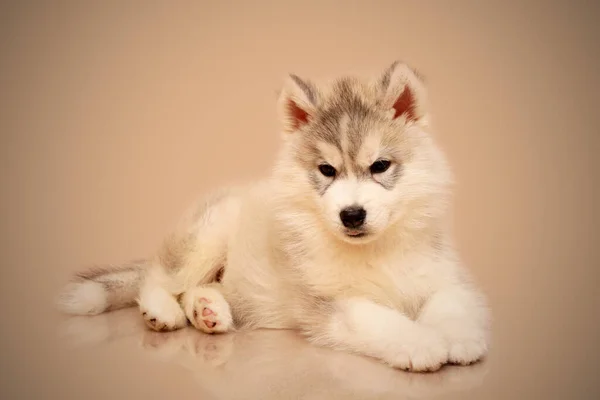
181,287 -> 233,334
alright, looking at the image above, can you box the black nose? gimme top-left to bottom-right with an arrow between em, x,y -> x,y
339,206 -> 367,229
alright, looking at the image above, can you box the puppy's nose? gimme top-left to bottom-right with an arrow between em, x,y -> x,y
339,206 -> 367,229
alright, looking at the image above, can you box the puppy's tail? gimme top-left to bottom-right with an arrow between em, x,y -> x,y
56,259 -> 148,315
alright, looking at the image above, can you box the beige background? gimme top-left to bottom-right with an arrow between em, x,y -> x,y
1,1 -> 599,399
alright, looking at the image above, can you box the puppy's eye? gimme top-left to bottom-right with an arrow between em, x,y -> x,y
370,160 -> 392,174
318,164 -> 337,177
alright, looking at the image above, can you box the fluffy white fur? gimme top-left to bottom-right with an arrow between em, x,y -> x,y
138,266 -> 188,331
57,281 -> 108,315
57,61 -> 490,372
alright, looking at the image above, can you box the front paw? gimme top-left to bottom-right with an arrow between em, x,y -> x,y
447,335 -> 488,365
391,330 -> 448,372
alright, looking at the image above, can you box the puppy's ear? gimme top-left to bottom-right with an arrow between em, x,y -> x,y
379,61 -> 428,125
277,74 -> 318,133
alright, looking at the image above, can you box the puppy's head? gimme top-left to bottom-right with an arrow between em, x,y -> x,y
274,62 -> 452,244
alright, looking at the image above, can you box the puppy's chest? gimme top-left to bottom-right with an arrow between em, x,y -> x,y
303,250 -> 437,317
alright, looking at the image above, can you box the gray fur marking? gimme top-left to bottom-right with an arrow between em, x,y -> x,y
290,74 -> 317,105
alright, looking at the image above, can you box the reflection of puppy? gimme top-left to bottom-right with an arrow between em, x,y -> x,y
140,328 -> 490,400
58,61 -> 490,372
141,328 -> 234,368
56,308 -> 142,348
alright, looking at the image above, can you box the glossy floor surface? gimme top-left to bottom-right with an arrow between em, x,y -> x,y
1,1 -> 599,399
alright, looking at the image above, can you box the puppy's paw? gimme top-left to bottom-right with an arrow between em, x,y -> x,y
447,336 -> 488,365
391,330 -> 448,372
140,307 -> 187,332
138,287 -> 187,332
181,286 -> 233,334
436,323 -> 489,365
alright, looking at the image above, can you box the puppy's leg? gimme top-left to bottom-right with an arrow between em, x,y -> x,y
180,284 -> 233,334
137,265 -> 188,332
417,287 -> 490,365
306,298 -> 448,372
137,190 -> 237,333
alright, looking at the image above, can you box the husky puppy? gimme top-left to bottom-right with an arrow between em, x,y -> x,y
57,61 -> 490,372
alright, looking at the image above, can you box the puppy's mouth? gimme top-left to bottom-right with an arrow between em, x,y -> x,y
344,229 -> 367,238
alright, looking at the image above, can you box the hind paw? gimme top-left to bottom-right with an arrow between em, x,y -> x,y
138,286 -> 187,332
141,311 -> 185,332
181,286 -> 233,334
